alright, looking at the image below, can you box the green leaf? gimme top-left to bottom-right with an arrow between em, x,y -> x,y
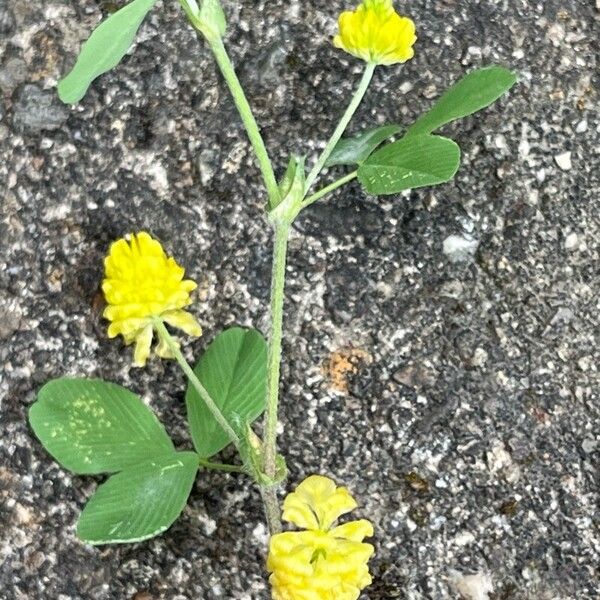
186,328 -> 267,458
326,125 -> 402,167
406,66 -> 518,137
77,452 -> 198,544
358,134 -> 461,195
57,0 -> 157,104
29,378 -> 174,474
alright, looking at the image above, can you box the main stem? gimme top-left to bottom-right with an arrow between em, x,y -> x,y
154,319 -> 241,449
260,221 -> 290,532
260,487 -> 282,535
209,37 -> 280,205
263,223 -> 289,474
304,63 -> 376,194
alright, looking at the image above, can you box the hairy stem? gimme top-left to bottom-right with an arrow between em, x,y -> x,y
261,486 -> 282,535
154,319 -> 241,449
304,63 -> 376,194
209,37 -> 280,205
262,223 -> 289,474
260,222 -> 290,531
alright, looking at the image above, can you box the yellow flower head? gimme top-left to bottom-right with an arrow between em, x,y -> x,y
333,0 -> 417,66
267,475 -> 375,600
102,232 -> 202,367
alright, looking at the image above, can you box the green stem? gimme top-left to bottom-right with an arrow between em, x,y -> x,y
304,63 -> 376,194
260,487 -> 282,535
209,37 -> 280,205
302,171 -> 358,208
260,222 -> 290,531
198,458 -> 246,473
153,319 -> 241,450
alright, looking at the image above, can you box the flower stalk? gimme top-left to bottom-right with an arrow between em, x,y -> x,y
207,36 -> 281,206
153,318 -> 241,450
304,63 -> 376,194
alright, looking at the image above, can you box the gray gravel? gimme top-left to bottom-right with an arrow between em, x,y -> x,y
1,0 -> 599,598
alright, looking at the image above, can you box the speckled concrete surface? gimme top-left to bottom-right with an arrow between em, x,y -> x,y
1,0 -> 599,598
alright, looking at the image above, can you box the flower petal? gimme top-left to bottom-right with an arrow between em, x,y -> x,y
162,310 -> 203,337
282,475 -> 359,530
319,487 -> 358,530
282,495 -> 320,530
133,324 -> 154,367
329,519 -> 374,542
155,335 -> 178,359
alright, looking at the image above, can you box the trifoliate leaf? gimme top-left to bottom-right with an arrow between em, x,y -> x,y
358,134 -> 460,195
29,378 -> 173,474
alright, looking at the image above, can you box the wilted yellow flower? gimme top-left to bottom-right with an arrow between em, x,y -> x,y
334,0 -> 417,66
102,232 -> 202,367
267,475 -> 374,600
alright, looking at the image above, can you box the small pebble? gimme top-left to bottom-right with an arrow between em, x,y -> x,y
443,235 -> 479,264
564,232 -> 579,250
554,151 -> 572,170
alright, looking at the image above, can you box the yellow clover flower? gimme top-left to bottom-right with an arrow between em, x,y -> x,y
102,232 -> 202,367
334,0 -> 417,66
267,475 -> 375,600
